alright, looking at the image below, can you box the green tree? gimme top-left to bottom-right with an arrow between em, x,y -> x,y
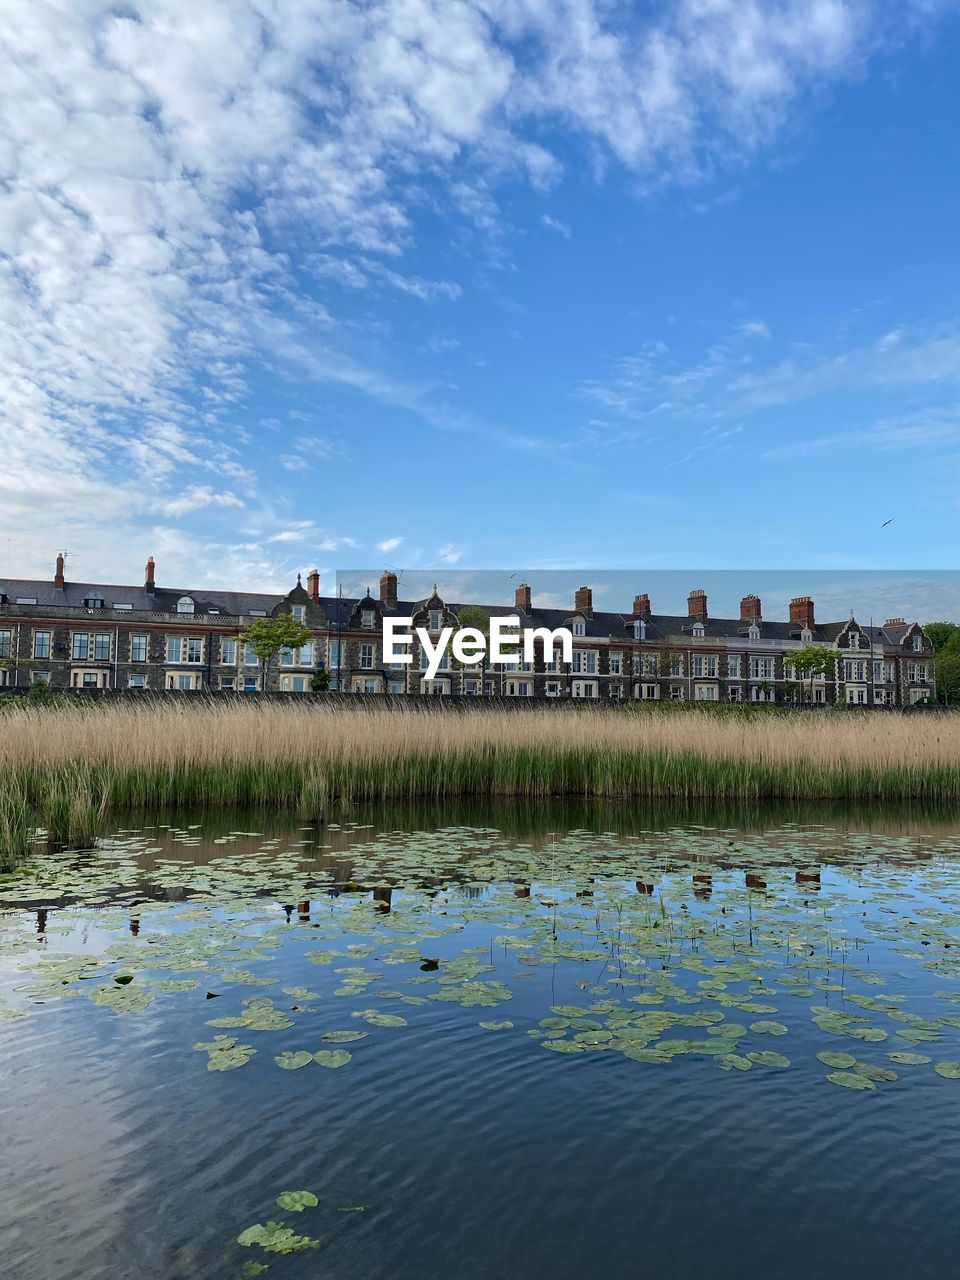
924,621 -> 959,653
241,614 -> 313,690
310,669 -> 331,693
934,632 -> 960,704
454,605 -> 490,693
790,645 -> 837,704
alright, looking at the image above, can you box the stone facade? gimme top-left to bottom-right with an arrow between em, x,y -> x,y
0,557 -> 936,705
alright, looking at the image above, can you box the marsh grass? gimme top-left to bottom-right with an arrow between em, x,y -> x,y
0,699 -> 957,862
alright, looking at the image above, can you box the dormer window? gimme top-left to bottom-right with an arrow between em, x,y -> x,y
693,623 -> 705,639
176,596 -> 195,615
362,609 -> 375,629
429,610 -> 442,632
748,623 -> 760,641
633,620 -> 646,641
84,596 -> 105,609
801,627 -> 812,643
913,634 -> 922,652
572,620 -> 585,637
292,605 -> 306,623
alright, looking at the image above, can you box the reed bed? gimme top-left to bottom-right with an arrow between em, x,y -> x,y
0,698 -> 959,864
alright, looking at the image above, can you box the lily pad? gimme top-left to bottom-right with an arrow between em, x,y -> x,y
826,1071 -> 876,1090
276,1190 -> 318,1213
817,1051 -> 857,1069
275,1051 -> 313,1070
933,1061 -> 960,1079
314,1049 -> 352,1068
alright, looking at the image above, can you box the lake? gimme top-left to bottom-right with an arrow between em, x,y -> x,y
3,798 -> 960,1280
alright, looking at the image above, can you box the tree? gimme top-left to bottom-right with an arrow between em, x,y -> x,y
934,632 -> 960,704
241,614 -> 313,690
454,605 -> 490,693
790,645 -> 837,705
924,621 -> 959,653
310,669 -> 331,693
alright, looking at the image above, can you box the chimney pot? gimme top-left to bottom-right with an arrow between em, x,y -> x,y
574,585 -> 593,617
515,582 -> 532,612
379,570 -> 398,611
790,595 -> 815,629
632,592 -> 651,620
687,588 -> 707,621
740,594 -> 761,623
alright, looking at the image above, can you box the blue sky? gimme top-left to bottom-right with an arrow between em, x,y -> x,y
4,1 -> 960,595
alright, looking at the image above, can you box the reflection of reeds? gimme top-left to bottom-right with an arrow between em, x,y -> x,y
0,700 -> 958,861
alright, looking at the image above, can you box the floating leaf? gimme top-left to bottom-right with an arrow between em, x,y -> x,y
817,1051 -> 857,1069
314,1049 -> 351,1068
934,1061 -> 960,1079
478,1020 -> 513,1030
826,1071 -> 876,1090
321,1030 -> 368,1043
275,1051 -> 313,1070
747,1051 -> 790,1068
276,1191 -> 318,1213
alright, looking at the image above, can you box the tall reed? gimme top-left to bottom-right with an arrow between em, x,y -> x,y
0,699 -> 957,862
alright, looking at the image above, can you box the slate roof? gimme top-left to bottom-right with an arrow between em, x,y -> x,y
0,573 -> 924,646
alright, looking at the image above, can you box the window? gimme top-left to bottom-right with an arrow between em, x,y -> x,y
429,610 -> 442,632
609,684 -> 622,699
31,672 -> 51,685
874,689 -> 886,704
844,660 -> 866,682
0,629 -> 11,659
572,620 -> 585,637
280,644 -> 313,667
419,648 -> 449,671
128,674 -> 146,689
220,676 -> 236,691
572,650 -> 597,674
93,633 -> 111,662
670,654 -> 683,678
846,686 -> 867,704
249,609 -> 267,617
243,643 -> 259,667
728,687 -> 742,703
176,596 -> 195,615
16,597 -> 37,605
465,679 -> 478,694
292,605 -> 306,623
281,675 -> 311,693
727,655 -> 741,679
363,678 -> 379,694
642,684 -> 658,701
633,620 -> 646,641
360,643 -> 374,669
131,634 -> 148,663
571,680 -> 597,698
693,655 -> 718,679
84,596 -> 105,609
545,682 -> 559,697
71,669 -> 106,689
33,630 -> 51,659
913,634 -> 923,652
362,609 -> 375,629
692,623 -> 705,639
72,634 -> 89,660
671,686 -> 684,701
220,638 -> 237,665
609,652 -> 622,675
814,687 -> 825,704
695,685 -> 717,701
166,636 -> 203,664
784,662 -> 796,681
751,686 -> 775,703
872,660 -> 884,683
328,641 -> 341,669
388,680 -> 405,694
749,657 -> 774,680
908,663 -> 928,683
165,672 -> 200,690
114,603 -> 132,611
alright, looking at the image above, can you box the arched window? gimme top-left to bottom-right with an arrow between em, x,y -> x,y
177,596 -> 195,614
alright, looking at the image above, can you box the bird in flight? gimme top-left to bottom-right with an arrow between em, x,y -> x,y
880,518 -> 894,528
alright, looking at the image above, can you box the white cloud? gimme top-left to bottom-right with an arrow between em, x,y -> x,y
377,536 -> 403,552
541,212 -> 572,238
437,543 -> 464,564
2,0 -> 952,581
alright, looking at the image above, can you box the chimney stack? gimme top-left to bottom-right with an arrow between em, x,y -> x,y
515,582 -> 531,612
790,596 -> 815,630
884,616 -> 905,628
740,594 -> 761,624
687,588 -> 707,621
144,556 -> 156,592
379,570 -> 398,611
306,568 -> 320,604
574,585 -> 593,617
54,553 -> 65,590
632,592 -> 651,620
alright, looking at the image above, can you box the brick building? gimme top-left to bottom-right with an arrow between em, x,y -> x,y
0,556 -> 936,705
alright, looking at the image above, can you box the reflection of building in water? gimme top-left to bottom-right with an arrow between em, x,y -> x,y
796,868 -> 821,890
745,873 -> 767,891
693,873 -> 712,901
514,882 -> 531,898
298,900 -> 311,921
636,881 -> 654,896
36,908 -> 47,936
372,887 -> 392,912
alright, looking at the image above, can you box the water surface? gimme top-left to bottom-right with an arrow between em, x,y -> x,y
3,800 -> 960,1280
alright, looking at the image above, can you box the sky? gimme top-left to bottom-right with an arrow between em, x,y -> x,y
4,0 -> 960,600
